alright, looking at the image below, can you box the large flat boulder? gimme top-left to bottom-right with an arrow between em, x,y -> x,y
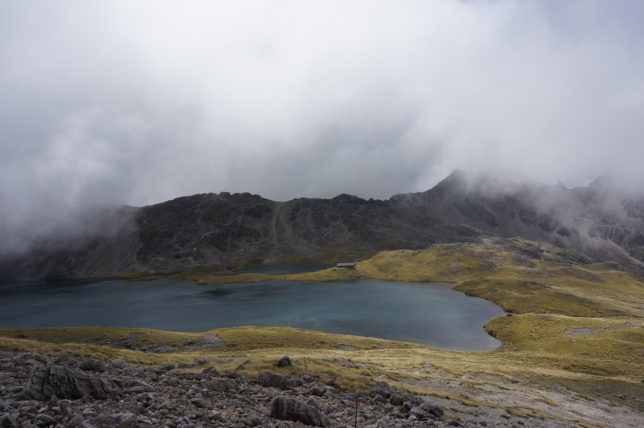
20,365 -> 120,400
270,396 -> 328,427
257,371 -> 290,389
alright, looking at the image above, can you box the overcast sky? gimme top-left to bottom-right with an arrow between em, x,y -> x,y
1,0 -> 643,249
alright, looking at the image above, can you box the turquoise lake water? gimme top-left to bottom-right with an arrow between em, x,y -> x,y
0,278 -> 505,351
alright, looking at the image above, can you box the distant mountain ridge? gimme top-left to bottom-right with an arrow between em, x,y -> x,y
1,171 -> 643,281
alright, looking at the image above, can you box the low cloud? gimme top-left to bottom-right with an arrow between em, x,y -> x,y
1,0 -> 643,254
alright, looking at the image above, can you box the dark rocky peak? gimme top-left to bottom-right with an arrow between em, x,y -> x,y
218,191 -> 268,202
332,194 -> 367,204
146,193 -> 216,209
140,192 -> 272,216
389,170 -> 467,204
429,169 -> 468,195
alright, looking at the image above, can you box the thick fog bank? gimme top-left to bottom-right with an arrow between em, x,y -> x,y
1,1 -> 643,255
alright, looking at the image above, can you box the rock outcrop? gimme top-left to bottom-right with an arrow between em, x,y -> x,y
276,356 -> 292,368
79,358 -> 106,373
0,350 -> 462,427
269,395 -> 329,426
257,371 -> 290,389
409,400 -> 445,421
20,365 -> 119,401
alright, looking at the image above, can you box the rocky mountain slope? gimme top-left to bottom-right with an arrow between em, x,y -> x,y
391,171 -> 644,271
1,172 -> 643,281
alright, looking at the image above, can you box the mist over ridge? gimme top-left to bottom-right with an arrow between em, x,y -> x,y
1,1 -> 644,259
1,169 -> 643,282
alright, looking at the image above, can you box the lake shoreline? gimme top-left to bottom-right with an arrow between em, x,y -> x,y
0,278 -> 504,351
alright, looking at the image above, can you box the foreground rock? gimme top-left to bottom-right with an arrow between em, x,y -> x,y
257,371 -> 290,389
410,400 -> 445,421
276,356 -> 292,367
20,365 -> 119,400
270,395 -> 329,426
79,358 -> 106,372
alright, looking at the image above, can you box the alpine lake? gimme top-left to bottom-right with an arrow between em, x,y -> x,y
0,264 -> 505,351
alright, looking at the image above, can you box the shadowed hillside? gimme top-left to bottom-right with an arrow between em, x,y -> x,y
1,172 -> 643,281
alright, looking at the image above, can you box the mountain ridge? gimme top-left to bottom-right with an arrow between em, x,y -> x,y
1,171 -> 643,281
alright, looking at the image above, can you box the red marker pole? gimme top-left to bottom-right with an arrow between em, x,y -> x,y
354,396 -> 359,428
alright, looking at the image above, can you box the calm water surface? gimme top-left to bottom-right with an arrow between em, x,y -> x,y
0,279 -> 505,351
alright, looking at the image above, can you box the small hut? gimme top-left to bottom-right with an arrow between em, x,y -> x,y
335,262 -> 356,269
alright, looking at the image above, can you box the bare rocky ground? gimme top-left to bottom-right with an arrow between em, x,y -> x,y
0,350 -> 641,428
0,350 -> 468,428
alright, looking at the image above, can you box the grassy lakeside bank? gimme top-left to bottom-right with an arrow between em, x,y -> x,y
1,237 -> 642,425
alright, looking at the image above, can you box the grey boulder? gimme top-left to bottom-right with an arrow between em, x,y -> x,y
270,396 -> 328,427
257,371 -> 289,389
79,358 -> 106,372
109,359 -> 127,369
204,378 -> 236,393
0,413 -> 17,428
276,356 -> 292,367
89,412 -> 138,428
34,414 -> 57,427
20,365 -> 120,400
409,400 -> 444,421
